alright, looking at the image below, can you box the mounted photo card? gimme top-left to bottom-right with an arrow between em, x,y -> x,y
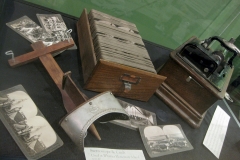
139,124 -> 193,158
0,85 -> 63,160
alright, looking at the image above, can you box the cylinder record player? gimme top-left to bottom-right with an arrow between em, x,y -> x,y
156,36 -> 240,128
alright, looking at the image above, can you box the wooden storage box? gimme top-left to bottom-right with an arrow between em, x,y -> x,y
77,9 -> 166,101
156,37 -> 233,128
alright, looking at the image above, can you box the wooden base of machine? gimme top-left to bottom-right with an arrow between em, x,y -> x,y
156,82 -> 205,128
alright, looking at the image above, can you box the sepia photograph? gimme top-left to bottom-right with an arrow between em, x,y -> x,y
13,116 -> 57,155
6,16 -> 62,47
0,85 -> 63,160
139,124 -> 193,158
37,14 -> 77,50
111,99 -> 157,130
37,14 -> 67,32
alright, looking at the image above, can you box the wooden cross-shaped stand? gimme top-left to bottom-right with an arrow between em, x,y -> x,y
7,39 -> 101,140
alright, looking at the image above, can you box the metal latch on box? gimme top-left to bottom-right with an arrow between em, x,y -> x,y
120,73 -> 141,92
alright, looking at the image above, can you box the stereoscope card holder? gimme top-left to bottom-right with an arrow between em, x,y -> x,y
6,38 -> 129,151
77,9 -> 166,102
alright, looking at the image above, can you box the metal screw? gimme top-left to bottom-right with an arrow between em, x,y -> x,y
89,102 -> 92,105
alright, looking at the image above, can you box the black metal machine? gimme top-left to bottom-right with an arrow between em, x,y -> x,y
178,36 -> 240,91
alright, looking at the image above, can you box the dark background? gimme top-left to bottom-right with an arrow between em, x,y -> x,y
0,0 -> 240,159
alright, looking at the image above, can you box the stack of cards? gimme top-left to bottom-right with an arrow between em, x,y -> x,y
88,9 -> 156,73
6,14 -> 76,57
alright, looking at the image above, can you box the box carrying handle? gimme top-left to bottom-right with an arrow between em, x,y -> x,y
120,73 -> 141,93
